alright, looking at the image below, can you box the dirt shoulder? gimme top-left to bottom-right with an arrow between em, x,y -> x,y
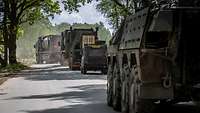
0,63 -> 30,85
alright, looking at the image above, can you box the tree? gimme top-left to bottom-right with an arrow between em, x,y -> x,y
0,30 -> 4,66
62,0 -> 93,13
3,0 -> 61,64
96,0 -> 135,30
96,0 -> 158,30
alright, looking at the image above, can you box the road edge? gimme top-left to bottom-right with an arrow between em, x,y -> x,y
0,77 -> 9,85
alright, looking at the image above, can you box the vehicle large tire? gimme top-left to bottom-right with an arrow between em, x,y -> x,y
129,66 -> 156,113
60,54 -> 64,65
121,80 -> 129,113
129,83 -> 136,113
107,82 -> 113,106
129,67 -> 137,113
112,64 -> 121,111
82,67 -> 87,74
107,65 -> 113,106
129,83 -> 156,113
81,68 -> 83,74
121,65 -> 131,113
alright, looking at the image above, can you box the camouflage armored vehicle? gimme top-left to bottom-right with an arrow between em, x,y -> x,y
60,27 -> 98,70
80,40 -> 108,74
34,35 -> 61,64
107,0 -> 200,113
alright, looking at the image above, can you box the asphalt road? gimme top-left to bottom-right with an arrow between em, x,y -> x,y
0,64 -> 200,113
0,64 -> 118,113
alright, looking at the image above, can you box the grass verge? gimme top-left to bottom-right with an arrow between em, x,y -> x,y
0,62 -> 29,73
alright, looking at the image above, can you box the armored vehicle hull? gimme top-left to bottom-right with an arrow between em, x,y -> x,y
107,2 -> 200,113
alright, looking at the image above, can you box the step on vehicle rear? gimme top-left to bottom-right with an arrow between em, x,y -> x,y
81,41 -> 108,74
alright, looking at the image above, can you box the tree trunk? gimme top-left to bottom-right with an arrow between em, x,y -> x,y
0,56 -> 4,66
8,0 -> 18,64
8,25 -> 17,64
3,30 -> 8,66
1,0 -> 8,67
9,34 -> 17,64
3,22 -> 8,66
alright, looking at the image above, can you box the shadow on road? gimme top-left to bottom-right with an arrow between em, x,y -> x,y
22,103 -> 115,113
14,64 -> 106,81
8,83 -> 200,113
8,84 -> 117,113
9,84 -> 106,102
0,93 -> 7,95
22,104 -> 200,113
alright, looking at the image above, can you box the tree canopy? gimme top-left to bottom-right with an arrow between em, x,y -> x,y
96,0 -> 135,29
1,0 -> 130,66
4,0 -> 61,25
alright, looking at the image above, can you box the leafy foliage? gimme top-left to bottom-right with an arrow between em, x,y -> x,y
7,0 -> 61,25
0,62 -> 28,73
62,0 -> 93,13
97,0 -> 135,29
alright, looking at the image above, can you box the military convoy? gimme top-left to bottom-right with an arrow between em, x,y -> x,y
34,35 -> 61,64
107,0 -> 200,113
35,27 -> 108,72
81,41 -> 108,74
60,27 -> 99,70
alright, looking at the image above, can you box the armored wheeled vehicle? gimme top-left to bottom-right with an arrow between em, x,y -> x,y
34,35 -> 61,64
81,41 -> 108,74
60,27 -> 98,70
107,0 -> 200,113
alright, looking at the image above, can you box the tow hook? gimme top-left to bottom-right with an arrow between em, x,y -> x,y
162,74 -> 172,89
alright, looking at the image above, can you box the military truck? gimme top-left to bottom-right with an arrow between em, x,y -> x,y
80,41 -> 108,74
107,0 -> 200,113
60,27 -> 98,70
34,35 -> 61,64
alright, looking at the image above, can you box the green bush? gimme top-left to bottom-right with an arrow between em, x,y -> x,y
0,63 -> 28,73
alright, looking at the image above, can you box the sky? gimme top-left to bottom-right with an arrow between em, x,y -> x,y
50,1 -> 113,33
